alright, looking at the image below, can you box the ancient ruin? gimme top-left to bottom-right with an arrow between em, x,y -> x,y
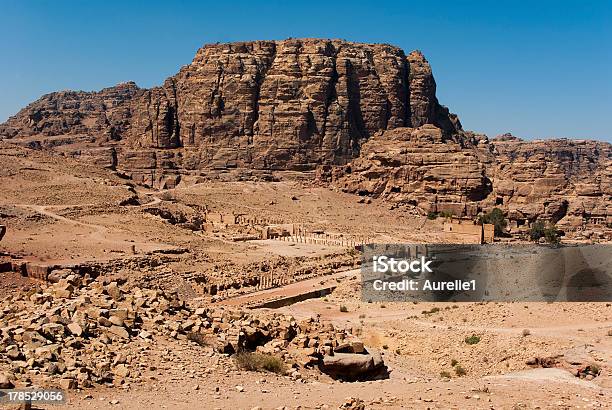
442,219 -> 495,244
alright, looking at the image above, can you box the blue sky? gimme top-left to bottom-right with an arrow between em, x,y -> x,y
1,0 -> 610,142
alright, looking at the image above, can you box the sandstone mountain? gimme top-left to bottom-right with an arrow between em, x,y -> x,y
0,38 -> 610,234
0,39 -> 459,175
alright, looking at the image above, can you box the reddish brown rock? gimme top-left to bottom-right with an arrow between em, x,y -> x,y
322,127 -> 611,235
0,39 -> 460,175
0,39 -> 609,233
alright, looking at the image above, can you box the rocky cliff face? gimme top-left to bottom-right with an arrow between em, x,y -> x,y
0,82 -> 139,141
322,126 -> 611,235
0,39 -> 459,175
1,38 -> 609,234
490,137 -> 611,230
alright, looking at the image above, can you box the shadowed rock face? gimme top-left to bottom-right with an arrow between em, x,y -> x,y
0,39 -> 459,172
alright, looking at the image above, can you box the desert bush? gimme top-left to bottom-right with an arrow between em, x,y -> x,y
544,224 -> 561,244
454,365 -> 467,376
588,363 -> 601,375
479,208 -> 507,236
529,220 -> 545,241
440,371 -> 451,378
234,352 -> 286,374
422,307 -> 441,315
530,221 -> 561,244
427,212 -> 438,220
339,305 -> 348,312
464,335 -> 481,345
451,359 -> 458,367
522,329 -> 531,337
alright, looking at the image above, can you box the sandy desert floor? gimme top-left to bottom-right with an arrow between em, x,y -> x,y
0,141 -> 610,409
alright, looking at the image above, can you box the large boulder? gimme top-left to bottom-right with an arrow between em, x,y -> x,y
320,350 -> 389,381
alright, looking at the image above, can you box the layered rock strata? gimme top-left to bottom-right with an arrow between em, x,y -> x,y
1,39 -> 609,233
0,39 -> 459,180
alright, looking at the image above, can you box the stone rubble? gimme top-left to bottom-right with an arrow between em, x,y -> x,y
0,273 -> 385,390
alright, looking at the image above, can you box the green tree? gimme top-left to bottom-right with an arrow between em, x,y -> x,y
529,220 -> 545,241
480,208 -> 507,236
544,224 -> 561,244
530,221 -> 561,244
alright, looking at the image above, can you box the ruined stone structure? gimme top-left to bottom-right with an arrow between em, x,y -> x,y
443,220 -> 495,244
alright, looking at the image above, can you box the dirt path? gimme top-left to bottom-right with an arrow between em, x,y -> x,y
13,203 -> 180,263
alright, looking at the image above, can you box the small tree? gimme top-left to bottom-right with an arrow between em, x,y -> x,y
530,221 -> 560,244
544,224 -> 561,244
529,220 -> 545,241
480,208 -> 507,236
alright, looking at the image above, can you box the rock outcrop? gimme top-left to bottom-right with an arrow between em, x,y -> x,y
321,126 -> 611,236
0,82 -> 139,141
0,39 -> 459,178
1,38 -> 610,235
490,136 -> 611,234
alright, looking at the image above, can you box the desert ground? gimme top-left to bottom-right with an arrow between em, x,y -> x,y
0,141 -> 611,410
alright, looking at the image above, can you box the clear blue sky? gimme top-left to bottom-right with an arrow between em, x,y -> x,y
1,0 -> 610,142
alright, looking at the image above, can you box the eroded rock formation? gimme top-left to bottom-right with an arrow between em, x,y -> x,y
321,126 -> 611,235
0,38 -> 610,234
0,39 -> 459,177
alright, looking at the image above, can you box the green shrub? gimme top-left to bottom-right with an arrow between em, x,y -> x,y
427,212 -> 438,220
480,208 -> 507,236
529,220 -> 545,241
530,220 -> 561,244
422,307 -> 441,315
234,352 -> 286,374
464,335 -> 481,345
544,224 -> 561,244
